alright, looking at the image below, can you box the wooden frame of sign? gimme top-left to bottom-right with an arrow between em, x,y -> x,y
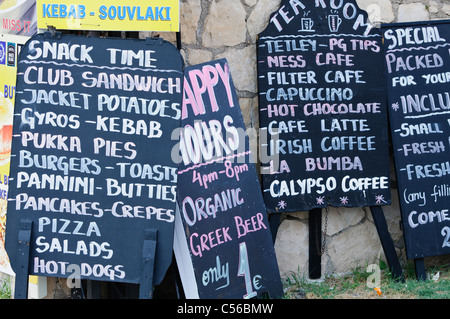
256,0 -> 403,280
5,32 -> 183,299
381,19 -> 450,280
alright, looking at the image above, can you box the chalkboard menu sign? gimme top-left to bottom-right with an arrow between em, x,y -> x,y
5,33 -> 183,285
382,20 -> 450,259
174,59 -> 283,299
257,0 -> 391,212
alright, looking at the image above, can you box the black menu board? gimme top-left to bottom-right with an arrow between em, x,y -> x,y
175,59 -> 283,299
257,0 -> 391,212
383,20 -> 450,259
5,33 -> 183,285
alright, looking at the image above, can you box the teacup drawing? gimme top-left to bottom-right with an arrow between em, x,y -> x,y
300,18 -> 314,32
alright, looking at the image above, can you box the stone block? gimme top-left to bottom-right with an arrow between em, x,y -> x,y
243,0 -> 257,7
356,0 -> 395,24
326,207 -> 365,236
247,0 -> 282,42
202,0 -> 247,48
274,218 -> 309,278
186,49 -> 213,66
428,1 -> 440,14
216,46 -> 257,93
443,4 -> 450,16
327,221 -> 383,274
398,3 -> 430,22
180,0 -> 202,45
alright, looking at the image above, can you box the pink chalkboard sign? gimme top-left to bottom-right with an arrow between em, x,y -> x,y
175,59 -> 283,299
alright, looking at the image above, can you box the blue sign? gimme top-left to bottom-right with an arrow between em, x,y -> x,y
0,42 -> 6,65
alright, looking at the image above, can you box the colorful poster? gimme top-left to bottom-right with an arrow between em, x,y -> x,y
36,0 -> 179,32
0,33 -> 29,276
0,0 -> 37,36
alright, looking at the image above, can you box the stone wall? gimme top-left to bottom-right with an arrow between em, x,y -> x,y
172,0 -> 450,280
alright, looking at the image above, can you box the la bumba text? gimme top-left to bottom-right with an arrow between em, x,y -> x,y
41,4 -> 172,21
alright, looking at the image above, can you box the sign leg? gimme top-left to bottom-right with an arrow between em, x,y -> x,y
268,213 -> 281,244
139,229 -> 158,299
14,219 -> 32,299
171,256 -> 186,299
309,208 -> 322,279
176,31 -> 182,50
370,206 -> 404,282
414,258 -> 426,281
